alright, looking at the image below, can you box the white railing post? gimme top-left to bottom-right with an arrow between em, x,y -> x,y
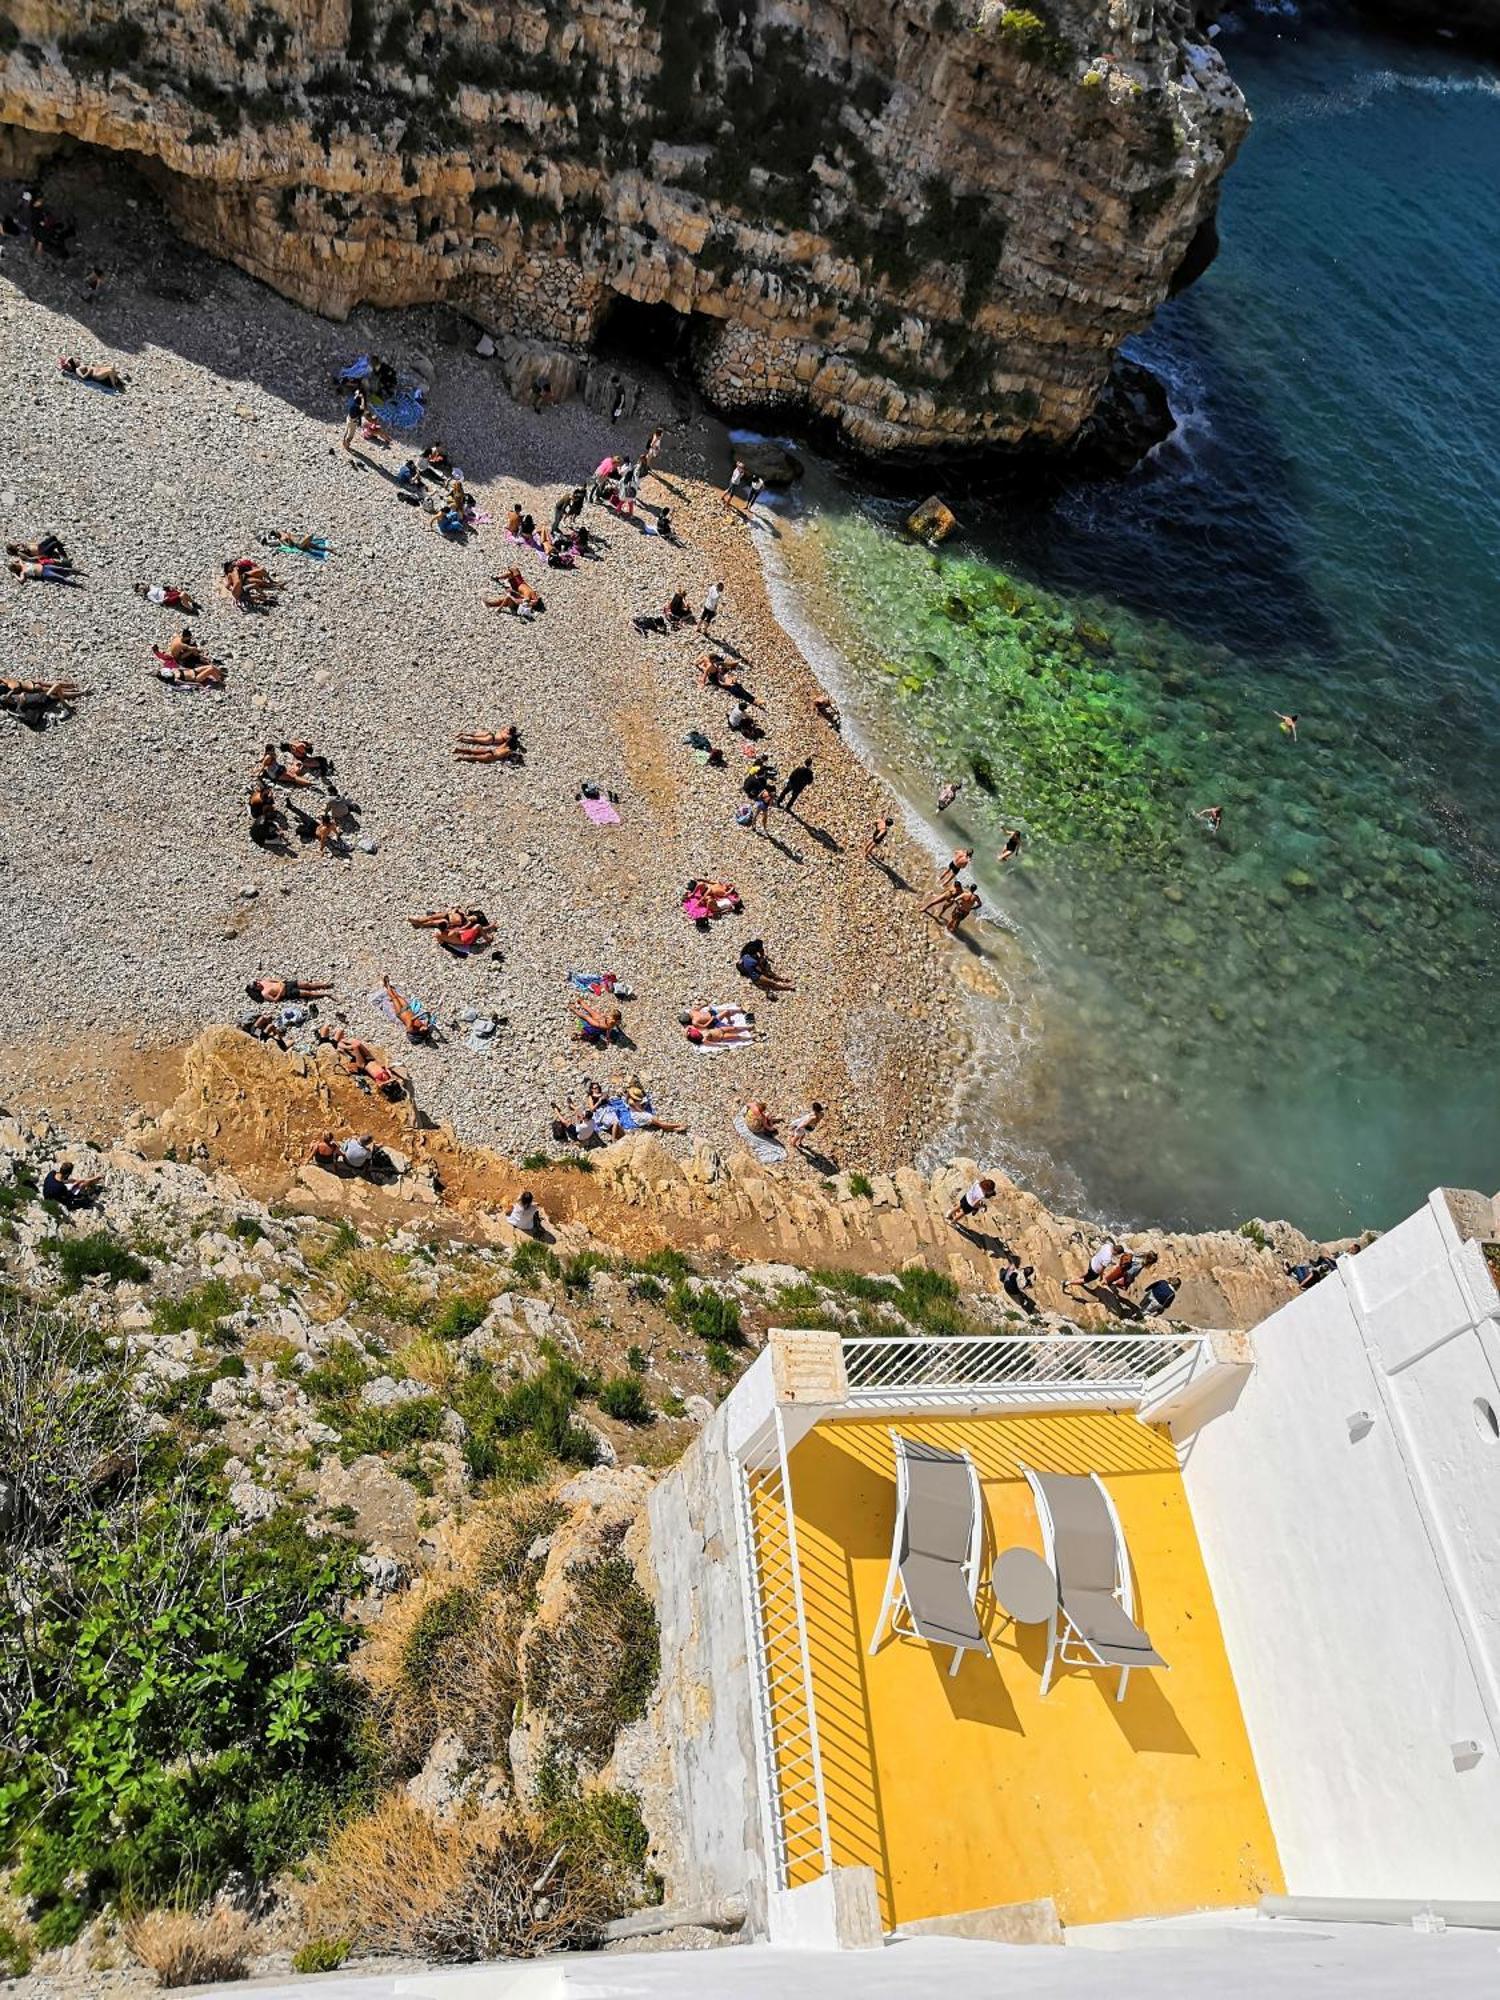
733,1406 -> 832,1892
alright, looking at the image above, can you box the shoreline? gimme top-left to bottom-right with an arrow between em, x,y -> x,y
0,157 -> 969,1177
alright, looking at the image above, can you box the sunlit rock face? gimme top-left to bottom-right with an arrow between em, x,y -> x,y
0,0 -> 1247,457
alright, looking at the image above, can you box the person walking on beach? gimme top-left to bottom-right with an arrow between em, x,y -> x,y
722,458 -> 747,509
750,786 -> 773,835
610,378 -> 626,423
921,882 -> 962,924
744,475 -> 766,514
864,815 -> 894,861
787,1102 -> 825,1153
777,757 -> 815,814
1274,711 -> 1299,741
340,381 -> 367,451
701,579 -> 724,632
945,888 -> 982,935
640,427 -> 664,478
940,846 -> 972,892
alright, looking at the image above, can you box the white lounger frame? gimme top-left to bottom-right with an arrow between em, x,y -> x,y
1023,1466 -> 1142,1703
869,1430 -> 987,1677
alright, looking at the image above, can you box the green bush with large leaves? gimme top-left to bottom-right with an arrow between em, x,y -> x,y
0,1298 -> 368,1942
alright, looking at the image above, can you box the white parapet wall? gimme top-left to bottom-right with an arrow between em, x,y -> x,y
1180,1188 -> 1500,1898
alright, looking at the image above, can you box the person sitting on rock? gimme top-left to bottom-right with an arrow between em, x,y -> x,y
508,1189 -> 543,1235
42,1160 -> 101,1210
664,589 -> 695,628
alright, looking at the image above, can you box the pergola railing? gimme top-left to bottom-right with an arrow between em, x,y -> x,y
840,1331 -> 1204,1410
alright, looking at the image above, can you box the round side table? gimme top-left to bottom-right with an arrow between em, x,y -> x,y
992,1546 -> 1058,1626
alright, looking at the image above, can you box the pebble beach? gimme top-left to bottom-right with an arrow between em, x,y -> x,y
0,164 -> 967,1172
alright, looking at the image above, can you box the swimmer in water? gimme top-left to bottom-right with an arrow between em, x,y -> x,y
1274,712 -> 1299,741
997,828 -> 1022,864
1194,805 -> 1223,834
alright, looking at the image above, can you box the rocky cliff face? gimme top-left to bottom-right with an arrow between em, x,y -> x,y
0,0 -> 1246,457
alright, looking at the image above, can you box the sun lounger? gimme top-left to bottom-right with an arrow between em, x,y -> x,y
869,1432 -> 988,1676
1021,1467 -> 1166,1701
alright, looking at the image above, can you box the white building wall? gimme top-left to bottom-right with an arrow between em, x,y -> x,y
1180,1189 -> 1500,1898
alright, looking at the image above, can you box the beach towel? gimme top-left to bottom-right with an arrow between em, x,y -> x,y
338,355 -> 374,381
580,796 -> 621,826
568,970 -> 618,995
733,1114 -> 787,1163
371,379 -> 427,433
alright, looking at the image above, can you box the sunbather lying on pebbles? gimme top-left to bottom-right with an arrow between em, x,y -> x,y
281,739 -> 331,781
135,580 -> 200,608
382,973 -> 435,1040
59,356 -> 127,390
409,907 -> 495,952
246,975 -> 332,1004
1,680 -> 87,718
680,1008 -> 752,1056
8,556 -> 78,584
682,880 -> 743,921
573,994 -> 623,1044
8,535 -> 68,564
239,1010 -> 291,1049
317,1026 -> 407,1095
255,744 -> 307,788
263,530 -> 336,556
453,726 -> 522,763
222,557 -> 280,607
151,660 -> 225,687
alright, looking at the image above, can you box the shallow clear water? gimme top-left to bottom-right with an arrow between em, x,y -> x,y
786,9 -> 1500,1234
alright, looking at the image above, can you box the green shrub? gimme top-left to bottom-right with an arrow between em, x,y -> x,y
847,1172 -> 875,1200
229,1216 -> 265,1246
596,1376 -> 652,1425
454,1355 -> 599,1484
401,1588 -> 475,1694
304,1339 -> 374,1406
293,1936 -> 351,1974
626,1344 -> 648,1374
525,1557 -> 659,1772
628,1247 -> 693,1284
994,5 -> 1072,71
562,1250 -> 614,1293
39,1230 -> 149,1291
151,1277 -> 239,1337
1238,1219 -> 1271,1252
431,1293 -> 488,1341
0,1483 -> 365,1930
510,1240 -> 561,1286
665,1282 -> 742,1348
630,1276 -> 664,1306
0,1921 -> 33,1977
339,1395 -> 445,1457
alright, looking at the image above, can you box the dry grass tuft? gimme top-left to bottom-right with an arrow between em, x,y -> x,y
303,1792 -> 613,1960
396,1333 -> 461,1394
125,1908 -> 253,1988
355,1488 -> 563,1784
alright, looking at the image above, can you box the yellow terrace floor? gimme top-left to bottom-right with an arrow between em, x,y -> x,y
784,1411 -> 1282,1931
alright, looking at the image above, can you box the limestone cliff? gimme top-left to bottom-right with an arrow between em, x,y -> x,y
0,0 -> 1247,457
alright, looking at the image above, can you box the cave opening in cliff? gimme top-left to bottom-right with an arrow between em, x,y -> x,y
593,291 -> 700,374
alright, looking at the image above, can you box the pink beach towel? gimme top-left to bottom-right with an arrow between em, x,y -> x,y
580,796 -> 621,826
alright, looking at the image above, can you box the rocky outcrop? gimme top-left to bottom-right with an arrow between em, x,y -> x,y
0,0 -> 1247,458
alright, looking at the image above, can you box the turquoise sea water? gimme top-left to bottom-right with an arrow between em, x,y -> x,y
785,9 -> 1500,1234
